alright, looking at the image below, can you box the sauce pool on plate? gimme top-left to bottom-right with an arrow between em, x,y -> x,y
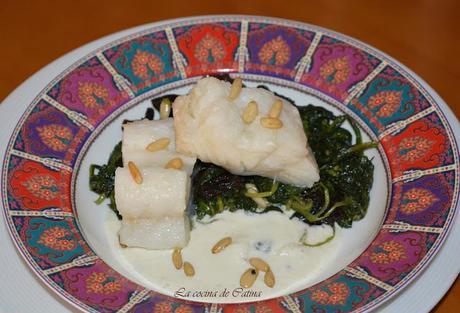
106,210 -> 345,302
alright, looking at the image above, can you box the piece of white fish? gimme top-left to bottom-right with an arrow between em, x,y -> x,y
122,118 -> 196,175
117,119 -> 195,249
115,167 -> 191,249
173,77 -> 320,187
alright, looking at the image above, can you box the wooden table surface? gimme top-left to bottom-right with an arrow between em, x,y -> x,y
0,0 -> 458,312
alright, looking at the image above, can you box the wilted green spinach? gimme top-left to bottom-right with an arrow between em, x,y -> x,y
191,104 -> 377,228
89,141 -> 122,219
89,93 -> 377,229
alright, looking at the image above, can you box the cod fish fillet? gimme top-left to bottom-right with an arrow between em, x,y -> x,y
173,77 -> 320,187
122,118 -> 196,175
115,167 -> 190,249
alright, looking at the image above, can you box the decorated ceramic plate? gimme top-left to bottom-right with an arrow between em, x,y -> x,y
1,16 -> 459,313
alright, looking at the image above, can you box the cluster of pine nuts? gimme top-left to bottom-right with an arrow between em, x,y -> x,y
229,78 -> 283,129
172,236 -> 276,288
172,248 -> 195,277
240,257 -> 275,288
261,99 -> 283,129
209,236 -> 276,288
127,136 -> 184,183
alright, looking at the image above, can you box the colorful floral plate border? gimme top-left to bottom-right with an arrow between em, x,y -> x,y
1,16 -> 459,313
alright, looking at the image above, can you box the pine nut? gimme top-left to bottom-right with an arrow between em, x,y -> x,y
268,99 -> 283,118
212,237 -> 232,254
165,157 -> 183,170
146,137 -> 170,152
264,269 -> 275,288
242,101 -> 259,124
229,78 -> 243,100
183,262 -> 195,277
172,248 -> 183,270
128,161 -> 142,184
245,184 -> 268,208
253,197 -> 269,208
240,268 -> 258,288
260,117 -> 283,129
160,98 -> 172,119
249,257 -> 270,272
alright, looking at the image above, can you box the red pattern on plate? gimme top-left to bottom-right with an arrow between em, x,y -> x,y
175,23 -> 240,76
381,117 -> 449,177
8,160 -> 71,211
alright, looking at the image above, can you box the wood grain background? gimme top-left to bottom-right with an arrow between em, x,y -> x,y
0,1 -> 458,312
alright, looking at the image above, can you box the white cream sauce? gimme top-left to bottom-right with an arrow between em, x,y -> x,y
106,210 -> 347,303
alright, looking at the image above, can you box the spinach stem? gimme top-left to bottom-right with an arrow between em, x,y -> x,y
217,196 -> 224,213
94,194 -> 106,205
348,141 -> 378,154
315,200 -> 350,221
289,196 -> 351,223
348,117 -> 362,145
288,198 -> 313,218
245,181 -> 279,198
338,141 -> 378,161
315,183 -> 330,217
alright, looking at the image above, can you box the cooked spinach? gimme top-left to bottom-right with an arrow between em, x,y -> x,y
89,141 -> 122,219
89,90 -> 377,229
190,161 -> 259,219
191,104 -> 377,228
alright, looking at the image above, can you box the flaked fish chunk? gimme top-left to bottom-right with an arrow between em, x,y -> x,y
122,118 -> 196,175
115,167 -> 190,249
173,77 -> 320,187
